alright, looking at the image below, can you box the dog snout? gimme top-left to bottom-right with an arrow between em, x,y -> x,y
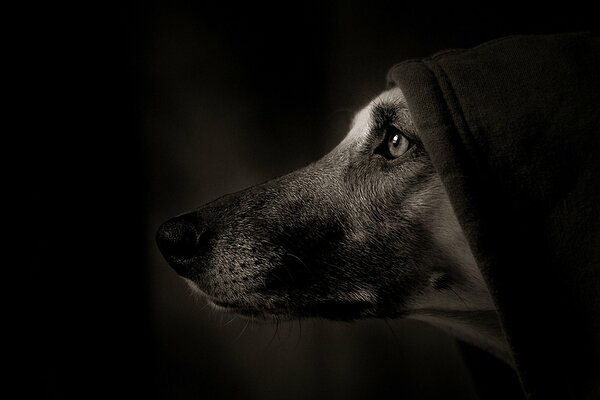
156,216 -> 207,275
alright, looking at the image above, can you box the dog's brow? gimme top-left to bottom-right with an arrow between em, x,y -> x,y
344,106 -> 371,143
371,104 -> 397,129
370,100 -> 416,138
343,87 -> 408,145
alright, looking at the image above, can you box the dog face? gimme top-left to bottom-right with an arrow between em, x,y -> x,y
157,87 -> 495,322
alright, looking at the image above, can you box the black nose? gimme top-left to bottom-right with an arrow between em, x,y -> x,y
156,217 -> 203,261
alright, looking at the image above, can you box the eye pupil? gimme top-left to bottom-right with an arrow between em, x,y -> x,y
391,134 -> 400,146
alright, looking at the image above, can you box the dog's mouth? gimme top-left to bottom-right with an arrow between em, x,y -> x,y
207,297 -> 378,321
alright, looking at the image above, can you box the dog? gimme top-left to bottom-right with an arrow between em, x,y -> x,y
157,87 -> 512,365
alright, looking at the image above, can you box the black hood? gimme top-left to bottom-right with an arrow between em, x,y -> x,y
387,33 -> 600,399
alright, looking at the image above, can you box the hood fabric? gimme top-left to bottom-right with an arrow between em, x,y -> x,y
388,33 -> 600,399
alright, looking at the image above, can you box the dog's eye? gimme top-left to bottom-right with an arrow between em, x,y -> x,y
376,125 -> 412,160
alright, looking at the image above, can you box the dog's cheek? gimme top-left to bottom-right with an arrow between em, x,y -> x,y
338,162 -> 444,310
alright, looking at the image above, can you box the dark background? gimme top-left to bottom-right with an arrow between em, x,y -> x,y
20,2 -> 597,399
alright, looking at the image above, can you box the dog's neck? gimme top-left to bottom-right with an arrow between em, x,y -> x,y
405,198 -> 514,366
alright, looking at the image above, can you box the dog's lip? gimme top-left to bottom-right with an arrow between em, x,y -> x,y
207,298 -> 279,320
210,299 -> 240,309
207,297 -> 376,321
208,298 -> 259,313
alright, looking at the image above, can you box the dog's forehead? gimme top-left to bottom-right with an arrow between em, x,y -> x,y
342,87 -> 406,145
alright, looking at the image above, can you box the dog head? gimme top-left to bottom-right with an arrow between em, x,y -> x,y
157,87 -> 494,322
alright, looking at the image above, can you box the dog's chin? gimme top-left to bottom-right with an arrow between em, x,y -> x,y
183,277 -> 392,321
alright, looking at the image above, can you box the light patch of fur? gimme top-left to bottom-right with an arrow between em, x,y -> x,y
408,193 -> 495,312
342,87 -> 406,145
